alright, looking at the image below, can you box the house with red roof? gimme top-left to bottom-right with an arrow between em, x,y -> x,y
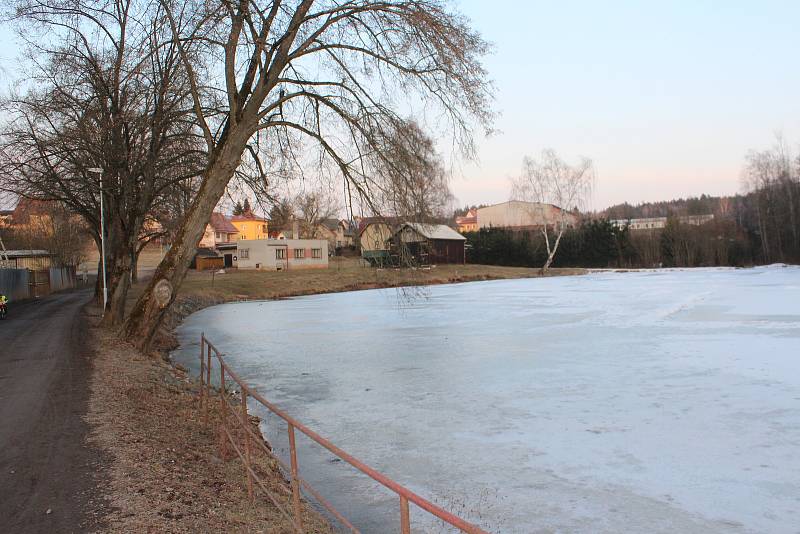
196,212 -> 240,268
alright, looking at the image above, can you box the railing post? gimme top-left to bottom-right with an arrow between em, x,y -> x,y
199,334 -> 205,412
219,363 -> 229,458
219,359 -> 225,400
205,345 -> 212,424
241,389 -> 254,501
288,423 -> 303,532
400,495 -> 411,534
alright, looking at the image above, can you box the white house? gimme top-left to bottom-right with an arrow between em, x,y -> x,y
609,214 -> 715,231
236,239 -> 328,270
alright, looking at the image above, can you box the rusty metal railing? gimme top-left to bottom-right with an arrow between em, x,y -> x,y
198,333 -> 488,534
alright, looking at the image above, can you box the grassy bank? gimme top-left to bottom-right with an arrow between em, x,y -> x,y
127,258 -> 586,350
86,305 -> 333,533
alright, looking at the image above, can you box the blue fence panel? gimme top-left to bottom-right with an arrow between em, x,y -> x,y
0,269 -> 31,300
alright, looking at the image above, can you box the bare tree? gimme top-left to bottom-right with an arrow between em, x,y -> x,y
0,202 -> 90,267
742,135 -> 800,263
743,150 -> 776,260
512,149 -> 594,273
295,188 -> 338,238
0,0 -> 205,324
370,120 -> 454,221
123,0 -> 494,349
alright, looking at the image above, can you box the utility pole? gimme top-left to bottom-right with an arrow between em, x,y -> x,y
88,168 -> 107,313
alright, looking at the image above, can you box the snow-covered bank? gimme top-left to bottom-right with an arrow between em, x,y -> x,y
173,265 -> 800,533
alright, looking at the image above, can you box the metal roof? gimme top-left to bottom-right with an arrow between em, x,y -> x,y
400,223 -> 466,241
3,249 -> 51,257
195,247 -> 220,257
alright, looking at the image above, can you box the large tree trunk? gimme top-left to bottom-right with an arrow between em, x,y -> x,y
104,265 -> 130,325
102,246 -> 135,326
98,214 -> 137,325
123,130 -> 249,350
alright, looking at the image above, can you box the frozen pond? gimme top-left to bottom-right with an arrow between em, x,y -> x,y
173,266 -> 800,533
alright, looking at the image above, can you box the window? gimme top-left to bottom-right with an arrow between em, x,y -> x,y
312,248 -> 322,258
294,248 -> 305,259
262,224 -> 268,233
215,232 -> 222,240
275,248 -> 286,260
240,249 -> 249,259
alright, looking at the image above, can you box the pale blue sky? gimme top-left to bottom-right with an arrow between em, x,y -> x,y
1,1 -> 798,209
454,0 -> 800,208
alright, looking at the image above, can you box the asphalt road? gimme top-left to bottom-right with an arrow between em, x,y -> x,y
0,290 -> 106,533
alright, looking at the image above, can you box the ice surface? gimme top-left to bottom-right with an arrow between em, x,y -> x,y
173,266 -> 800,533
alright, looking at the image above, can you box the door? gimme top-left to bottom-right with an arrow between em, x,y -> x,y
224,254 -> 233,267
28,269 -> 51,298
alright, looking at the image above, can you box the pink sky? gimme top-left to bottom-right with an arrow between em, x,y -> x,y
448,0 -> 800,211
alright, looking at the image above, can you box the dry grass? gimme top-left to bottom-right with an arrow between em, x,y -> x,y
183,258 -> 583,299
86,309 -> 334,533
81,243 -> 167,275
128,258 -> 585,327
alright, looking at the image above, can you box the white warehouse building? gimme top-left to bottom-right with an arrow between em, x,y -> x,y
236,239 -> 328,270
477,200 -> 578,230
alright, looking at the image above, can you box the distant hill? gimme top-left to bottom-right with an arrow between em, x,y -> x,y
601,194 -> 746,220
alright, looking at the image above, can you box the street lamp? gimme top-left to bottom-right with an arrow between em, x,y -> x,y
88,167 -> 107,313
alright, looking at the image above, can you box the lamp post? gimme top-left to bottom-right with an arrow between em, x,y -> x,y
88,167 -> 107,313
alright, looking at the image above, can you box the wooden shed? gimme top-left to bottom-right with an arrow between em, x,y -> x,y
393,223 -> 466,265
1,249 -> 52,270
192,247 -> 223,271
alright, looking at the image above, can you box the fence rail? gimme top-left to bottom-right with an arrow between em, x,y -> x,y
199,333 -> 488,534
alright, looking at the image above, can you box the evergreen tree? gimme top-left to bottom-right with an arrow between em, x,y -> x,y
233,200 -> 244,216
268,199 -> 293,230
243,198 -> 252,214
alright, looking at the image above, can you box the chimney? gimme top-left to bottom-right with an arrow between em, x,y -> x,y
292,220 -> 300,239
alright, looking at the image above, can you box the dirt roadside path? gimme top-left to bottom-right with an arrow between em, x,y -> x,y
0,290 -> 107,533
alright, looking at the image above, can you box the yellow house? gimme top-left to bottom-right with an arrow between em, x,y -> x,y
231,211 -> 269,240
455,208 -> 478,233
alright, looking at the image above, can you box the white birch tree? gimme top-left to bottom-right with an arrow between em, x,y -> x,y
512,149 -> 594,273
